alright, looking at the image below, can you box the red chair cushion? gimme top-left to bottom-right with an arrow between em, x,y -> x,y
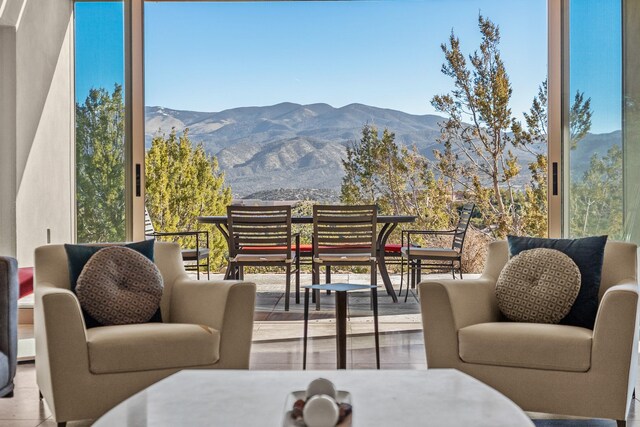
18,267 -> 34,299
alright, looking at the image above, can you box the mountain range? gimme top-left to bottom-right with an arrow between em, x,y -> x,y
145,102 -> 619,198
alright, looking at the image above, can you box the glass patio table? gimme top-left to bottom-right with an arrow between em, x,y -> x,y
197,214 -> 416,302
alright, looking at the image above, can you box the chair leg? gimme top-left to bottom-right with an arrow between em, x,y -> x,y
451,267 -> 456,279
312,262 -> 321,311
295,258 -> 301,304
196,262 -> 200,280
405,260 -> 414,303
325,266 -> 331,295
207,256 -> 210,280
285,265 -> 291,311
398,255 -> 405,297
239,266 -> 244,280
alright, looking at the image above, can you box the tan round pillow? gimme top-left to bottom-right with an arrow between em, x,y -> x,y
495,248 -> 581,323
76,246 -> 163,326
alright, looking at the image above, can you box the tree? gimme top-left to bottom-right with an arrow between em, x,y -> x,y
513,79 -> 592,236
341,124 -> 450,231
431,15 -> 523,236
146,128 -> 232,269
76,84 -> 126,242
570,145 -> 623,238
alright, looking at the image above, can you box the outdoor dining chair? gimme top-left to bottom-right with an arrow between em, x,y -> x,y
227,205 -> 300,311
399,202 -> 475,301
144,208 -> 210,279
312,204 -> 378,310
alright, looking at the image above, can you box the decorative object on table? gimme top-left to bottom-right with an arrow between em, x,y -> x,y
303,283 -> 380,370
285,378 -> 352,427
399,202 -> 475,302
0,256 -> 18,398
311,204 -> 377,311
75,246 -> 164,326
507,234 -> 608,329
419,239 -> 637,426
145,208 -> 210,279
226,205 -> 300,311
495,248 -> 581,323
35,242 -> 256,426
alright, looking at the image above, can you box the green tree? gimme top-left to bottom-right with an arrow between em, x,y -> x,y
570,145 -> 623,238
513,79 -> 592,236
431,15 -> 522,236
341,124 -> 450,231
76,84 -> 126,242
146,128 -> 232,269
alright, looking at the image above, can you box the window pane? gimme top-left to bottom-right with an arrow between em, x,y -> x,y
74,2 -> 126,242
568,0 -> 622,238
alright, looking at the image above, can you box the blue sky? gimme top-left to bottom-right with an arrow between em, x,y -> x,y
74,0 -> 621,133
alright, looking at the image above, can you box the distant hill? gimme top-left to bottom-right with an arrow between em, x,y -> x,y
145,103 -> 619,197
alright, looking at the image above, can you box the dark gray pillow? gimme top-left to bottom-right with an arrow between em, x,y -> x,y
507,235 -> 608,329
76,246 -> 163,326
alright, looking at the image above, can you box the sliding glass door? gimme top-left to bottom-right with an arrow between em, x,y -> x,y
567,0 -> 623,239
74,2 -> 126,242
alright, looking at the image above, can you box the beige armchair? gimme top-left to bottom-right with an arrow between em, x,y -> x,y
35,242 -> 256,426
419,240 -> 638,426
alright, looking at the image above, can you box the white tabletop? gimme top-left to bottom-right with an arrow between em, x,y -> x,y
95,369 -> 534,427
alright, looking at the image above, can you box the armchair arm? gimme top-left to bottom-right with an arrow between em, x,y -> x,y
35,283 -> 89,404
418,277 -> 499,368
592,281 -> 639,369
170,278 -> 256,368
591,281 -> 639,416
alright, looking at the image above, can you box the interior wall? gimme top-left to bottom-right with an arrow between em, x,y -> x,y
0,26 -> 17,257
0,0 -> 74,266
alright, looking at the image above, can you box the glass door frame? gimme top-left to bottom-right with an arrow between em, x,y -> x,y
78,0 -> 562,241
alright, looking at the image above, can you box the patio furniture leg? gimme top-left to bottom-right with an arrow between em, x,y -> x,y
285,265 -> 291,311
206,256 -> 210,280
335,290 -> 348,369
372,286 -> 380,369
303,288 -> 309,369
295,257 -> 300,304
377,222 -> 399,302
326,266 -> 331,295
312,262 -> 321,311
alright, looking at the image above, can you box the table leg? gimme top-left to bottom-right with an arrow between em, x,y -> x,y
377,223 -> 398,302
335,291 -> 348,369
303,288 -> 309,370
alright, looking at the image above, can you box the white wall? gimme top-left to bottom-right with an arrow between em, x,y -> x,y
0,0 -> 74,266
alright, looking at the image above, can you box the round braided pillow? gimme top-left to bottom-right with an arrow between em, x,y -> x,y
495,248 -> 581,323
76,246 -> 163,326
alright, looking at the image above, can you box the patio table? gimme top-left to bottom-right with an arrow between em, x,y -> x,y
197,214 -> 416,302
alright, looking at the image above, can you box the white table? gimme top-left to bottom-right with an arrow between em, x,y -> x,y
95,369 -> 534,427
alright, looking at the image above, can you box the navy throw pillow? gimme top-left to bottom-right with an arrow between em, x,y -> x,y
507,235 -> 608,329
64,239 -> 160,328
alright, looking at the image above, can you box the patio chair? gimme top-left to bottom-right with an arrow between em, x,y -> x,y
312,205 -> 378,310
227,205 -> 300,311
399,203 -> 475,301
144,208 -> 210,279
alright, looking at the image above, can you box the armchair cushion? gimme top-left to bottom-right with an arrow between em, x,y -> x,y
458,322 -> 592,372
65,240 -> 159,328
495,248 -> 581,323
86,323 -> 220,374
507,235 -> 608,329
76,247 -> 164,326
64,239 -> 155,292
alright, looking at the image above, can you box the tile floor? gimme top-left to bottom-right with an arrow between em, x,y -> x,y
5,273 -> 640,426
